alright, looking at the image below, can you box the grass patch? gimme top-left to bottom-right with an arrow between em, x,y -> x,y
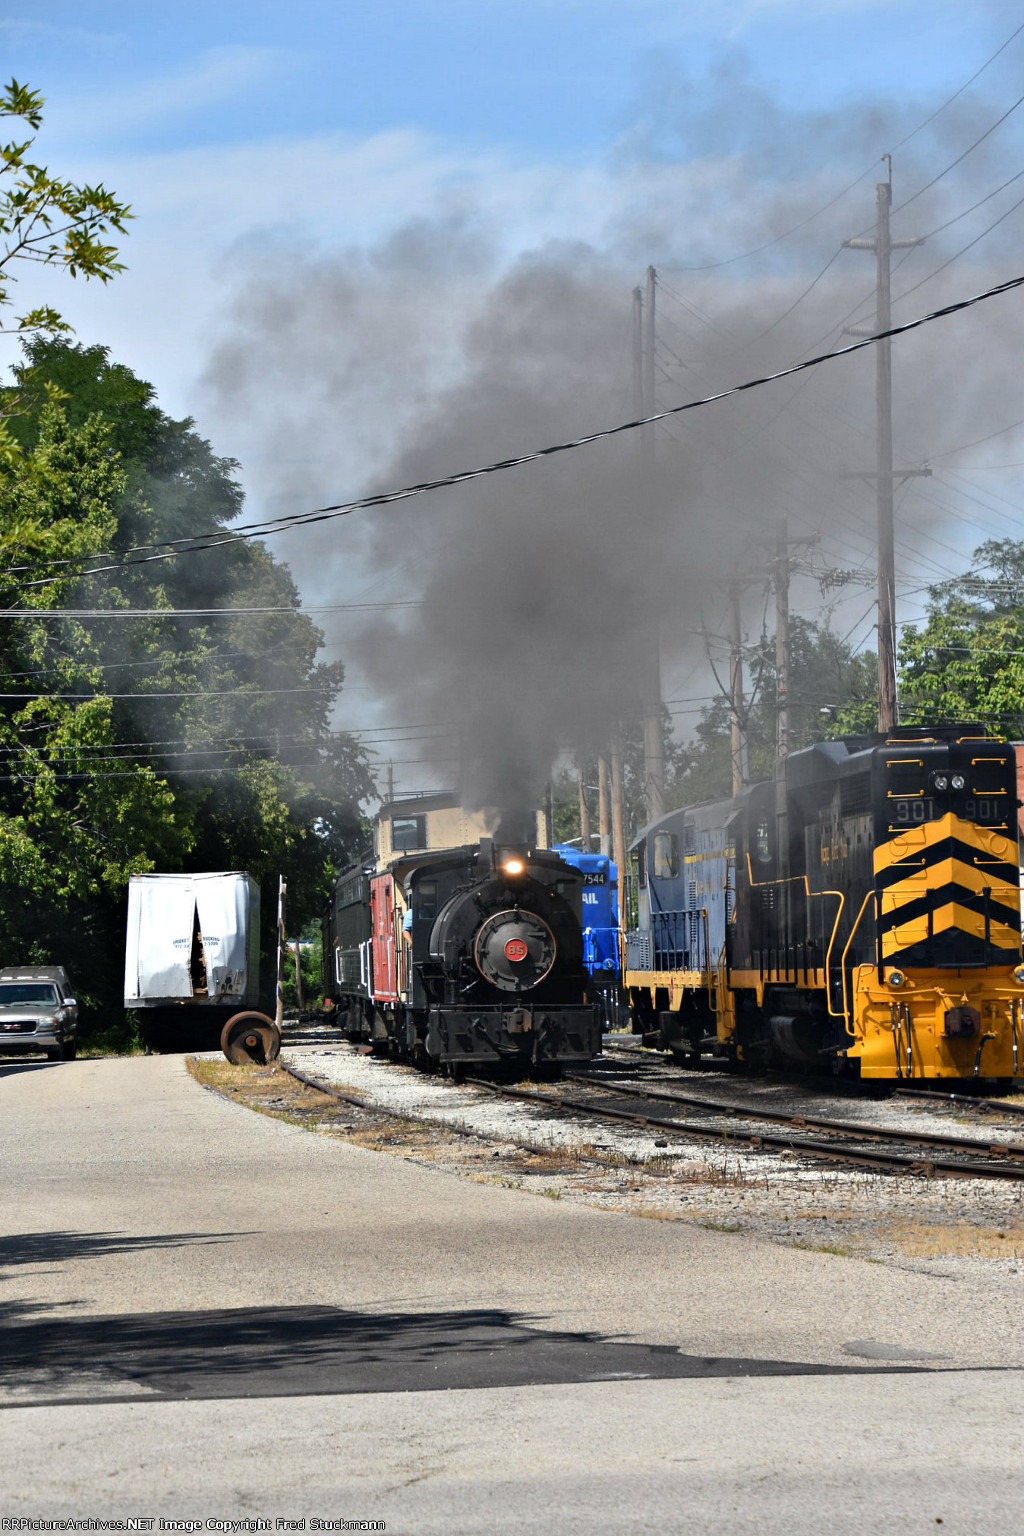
881,1220 -> 1024,1259
79,1012 -> 146,1058
790,1239 -> 854,1257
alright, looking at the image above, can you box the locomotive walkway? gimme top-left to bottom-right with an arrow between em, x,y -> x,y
1,1052 -> 1022,1531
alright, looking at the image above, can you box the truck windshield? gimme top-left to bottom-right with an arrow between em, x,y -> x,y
0,983 -> 59,1005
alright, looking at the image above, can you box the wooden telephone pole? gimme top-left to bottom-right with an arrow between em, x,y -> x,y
727,582 -> 749,797
843,170 -> 925,731
633,272 -> 665,824
597,753 -> 611,858
577,767 -> 592,851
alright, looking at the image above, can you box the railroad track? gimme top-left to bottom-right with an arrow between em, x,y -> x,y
470,1074 -> 1024,1183
568,1067 -> 1024,1159
279,1047 -> 1024,1182
893,1086 -> 1024,1120
604,1039 -> 1024,1123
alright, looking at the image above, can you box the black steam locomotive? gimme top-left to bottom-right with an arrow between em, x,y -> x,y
323,836 -> 602,1072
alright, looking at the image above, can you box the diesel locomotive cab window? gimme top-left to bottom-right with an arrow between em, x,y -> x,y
755,818 -> 772,864
392,815 -> 426,853
653,833 -> 678,879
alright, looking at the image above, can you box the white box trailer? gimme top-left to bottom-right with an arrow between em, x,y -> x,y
124,872 -> 261,1008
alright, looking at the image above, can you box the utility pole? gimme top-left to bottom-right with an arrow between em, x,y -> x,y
727,582 -> 749,796
843,169 -> 925,731
775,519 -> 790,763
292,940 -> 304,1010
597,753 -> 611,858
577,766 -> 591,851
633,269 -> 665,823
610,727 -> 627,929
632,285 -> 644,441
275,875 -> 287,1030
644,265 -> 656,458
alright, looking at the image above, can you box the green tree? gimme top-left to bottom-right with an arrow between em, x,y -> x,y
0,406 -> 192,1013
898,539 -> 1024,735
0,79 -> 130,423
0,341 -> 376,1026
552,707 -> 692,847
675,617 -> 877,805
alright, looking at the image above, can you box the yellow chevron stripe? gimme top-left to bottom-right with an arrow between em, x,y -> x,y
881,900 -> 1020,959
879,854 -> 1021,905
873,812 -> 1017,875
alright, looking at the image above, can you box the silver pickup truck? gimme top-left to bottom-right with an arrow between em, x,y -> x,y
0,967 -> 78,1061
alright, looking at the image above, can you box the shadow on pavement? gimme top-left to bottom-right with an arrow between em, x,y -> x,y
0,1302 -> 937,1406
0,1059 -> 58,1078
0,1229 -> 249,1276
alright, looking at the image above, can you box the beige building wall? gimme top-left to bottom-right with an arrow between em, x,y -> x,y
375,800 -> 549,866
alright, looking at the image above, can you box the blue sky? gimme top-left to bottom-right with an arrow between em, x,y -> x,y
4,2 -> 1018,160
3,2 -> 1023,779
6,0 -> 1018,418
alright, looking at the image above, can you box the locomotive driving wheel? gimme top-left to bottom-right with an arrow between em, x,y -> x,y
220,1011 -> 281,1065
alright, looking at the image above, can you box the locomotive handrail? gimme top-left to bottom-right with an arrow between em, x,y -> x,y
838,890 -> 878,1032
821,889 -> 847,1019
744,857 -> 846,1012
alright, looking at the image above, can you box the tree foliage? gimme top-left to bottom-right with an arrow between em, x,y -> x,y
675,617 -> 877,806
899,539 -> 1024,735
0,80 -> 130,390
0,88 -> 371,1034
0,342 -> 375,1027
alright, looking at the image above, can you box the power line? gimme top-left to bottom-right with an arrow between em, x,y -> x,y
893,192 -> 1024,307
658,20 -> 1024,274
892,92 -> 1024,217
918,166 -> 1024,242
930,417 -> 1024,459
8,272 -> 1024,592
0,687 -> 340,699
0,602 -> 424,619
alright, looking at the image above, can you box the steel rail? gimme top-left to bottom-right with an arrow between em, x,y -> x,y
470,1079 -> 1024,1182
893,1086 -> 1024,1120
566,1071 -> 1024,1162
604,1041 -> 1024,1115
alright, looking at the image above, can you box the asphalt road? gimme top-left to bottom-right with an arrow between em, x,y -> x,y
1,1052 -> 1022,1532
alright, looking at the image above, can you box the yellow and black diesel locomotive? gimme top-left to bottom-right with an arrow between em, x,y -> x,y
624,725 -> 1024,1083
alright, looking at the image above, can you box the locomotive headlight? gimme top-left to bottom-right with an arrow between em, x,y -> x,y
1015,965 -> 1024,986
504,858 -> 525,876
887,969 -> 906,988
951,773 -> 966,790
933,774 -> 949,791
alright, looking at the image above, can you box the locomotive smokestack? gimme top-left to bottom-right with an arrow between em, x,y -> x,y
494,807 -> 537,847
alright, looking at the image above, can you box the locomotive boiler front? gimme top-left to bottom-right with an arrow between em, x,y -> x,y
428,859 -> 581,999
420,843 -> 599,1066
473,908 -> 556,991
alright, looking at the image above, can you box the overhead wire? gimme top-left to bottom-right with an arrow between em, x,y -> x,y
658,19 -> 1024,274
3,272 -> 1018,598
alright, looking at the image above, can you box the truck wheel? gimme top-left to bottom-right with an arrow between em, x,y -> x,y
221,1012 -> 281,1065
61,1038 -> 77,1061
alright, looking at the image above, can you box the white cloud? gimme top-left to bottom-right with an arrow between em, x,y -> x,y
40,44 -> 281,143
0,17 -> 123,47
